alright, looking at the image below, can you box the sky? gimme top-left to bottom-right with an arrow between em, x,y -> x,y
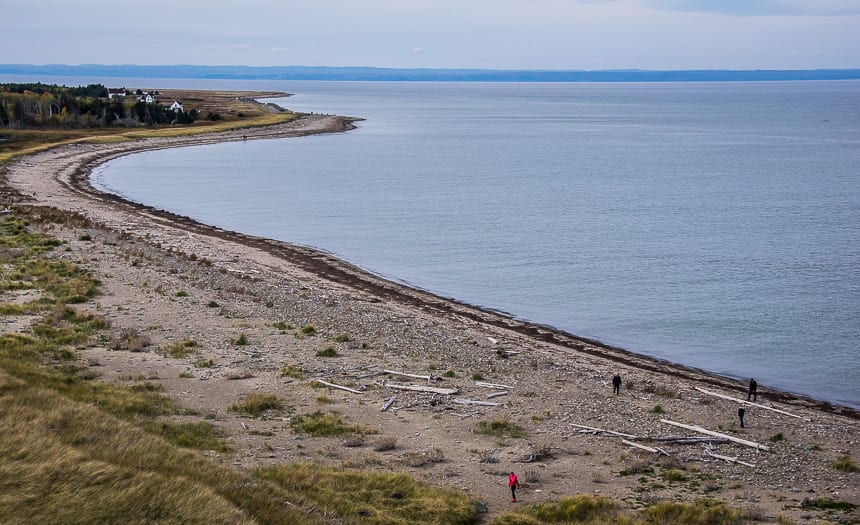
5,0 -> 860,70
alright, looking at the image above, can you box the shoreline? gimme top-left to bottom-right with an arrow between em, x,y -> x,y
3,113 -> 859,519
3,113 -> 855,419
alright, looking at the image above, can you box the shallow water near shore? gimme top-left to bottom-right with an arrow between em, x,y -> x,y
90,80 -> 860,408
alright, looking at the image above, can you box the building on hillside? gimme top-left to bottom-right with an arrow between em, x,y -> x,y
169,100 -> 184,112
137,93 -> 155,104
107,88 -> 127,99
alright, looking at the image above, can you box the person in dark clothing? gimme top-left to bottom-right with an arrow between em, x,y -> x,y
748,378 -> 758,401
612,375 -> 622,395
738,406 -> 746,428
508,472 -> 520,502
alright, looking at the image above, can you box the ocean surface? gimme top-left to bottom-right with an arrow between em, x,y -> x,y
85,80 -> 859,408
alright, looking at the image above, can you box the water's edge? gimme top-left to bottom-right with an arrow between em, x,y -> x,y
63,116 -> 857,418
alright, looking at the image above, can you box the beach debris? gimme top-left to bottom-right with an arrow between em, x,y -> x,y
660,419 -> 770,451
487,337 -> 498,345
703,445 -> 756,467
381,395 -> 397,412
384,369 -> 434,384
486,391 -> 508,399
475,381 -> 514,390
621,439 -> 669,456
569,423 -> 638,439
383,382 -> 458,395
692,386 -> 803,419
312,379 -> 363,394
453,398 -> 501,407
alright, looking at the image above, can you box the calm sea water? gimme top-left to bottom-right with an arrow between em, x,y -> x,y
90,80 -> 860,408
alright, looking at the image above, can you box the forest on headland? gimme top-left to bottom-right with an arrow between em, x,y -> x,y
0,82 -> 197,127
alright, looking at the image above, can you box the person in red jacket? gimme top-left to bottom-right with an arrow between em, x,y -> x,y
508,471 -> 520,502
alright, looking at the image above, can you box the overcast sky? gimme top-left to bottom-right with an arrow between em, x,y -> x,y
6,0 -> 860,70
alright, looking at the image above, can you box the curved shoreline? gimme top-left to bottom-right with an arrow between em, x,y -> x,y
4,114 -> 857,419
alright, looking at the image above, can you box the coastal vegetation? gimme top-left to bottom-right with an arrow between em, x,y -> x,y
0,83 -> 301,165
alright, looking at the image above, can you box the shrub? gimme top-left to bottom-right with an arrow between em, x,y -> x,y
300,324 -> 316,336
471,373 -> 484,380
316,347 -> 339,357
333,334 -> 350,343
769,432 -> 785,442
443,370 -> 456,378
372,436 -> 398,452
206,300 -> 219,308
280,364 -> 304,379
832,455 -> 859,472
231,333 -> 248,345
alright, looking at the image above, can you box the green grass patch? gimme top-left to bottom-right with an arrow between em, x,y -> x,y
142,421 -> 231,452
316,346 -> 340,357
832,455 -> 859,472
290,411 -> 376,437
257,463 -> 479,525
475,418 -> 527,438
333,333 -> 350,343
156,339 -> 199,358
230,333 -> 248,345
300,324 -> 316,336
229,393 -> 283,417
280,364 -> 304,379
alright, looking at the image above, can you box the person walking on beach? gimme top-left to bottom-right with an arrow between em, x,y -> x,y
738,406 -> 746,428
748,378 -> 758,401
508,471 -> 520,502
612,374 -> 622,395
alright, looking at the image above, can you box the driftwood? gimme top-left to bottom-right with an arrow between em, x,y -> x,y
704,446 -> 756,467
384,369 -> 433,384
652,436 -> 730,445
570,423 -> 638,439
454,398 -> 501,407
384,382 -> 458,395
312,379 -> 362,394
660,419 -> 770,451
621,439 -> 669,456
475,381 -> 514,390
692,387 -> 803,419
486,391 -> 508,399
381,396 -> 397,412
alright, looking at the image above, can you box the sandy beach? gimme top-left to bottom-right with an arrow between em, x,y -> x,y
2,113 -> 857,522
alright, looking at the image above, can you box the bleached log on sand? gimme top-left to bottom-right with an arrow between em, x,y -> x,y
312,379 -> 363,394
384,369 -> 433,383
621,439 -> 669,456
486,391 -> 509,399
651,437 -> 730,445
704,446 -> 756,467
660,419 -> 770,451
384,382 -> 458,395
454,398 -> 501,407
475,381 -> 514,390
692,387 -> 803,419
381,396 -> 397,412
569,423 -> 638,439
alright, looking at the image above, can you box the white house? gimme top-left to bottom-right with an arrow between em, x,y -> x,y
169,100 -> 184,112
137,93 -> 155,104
107,88 -> 126,99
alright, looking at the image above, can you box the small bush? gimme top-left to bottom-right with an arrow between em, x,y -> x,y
333,334 -> 350,343
272,321 -> 288,330
651,404 -> 665,414
442,370 -> 456,378
471,373 -> 484,381
229,394 -> 283,417
401,448 -> 444,467
372,436 -> 398,452
832,455 -> 859,472
156,339 -> 198,358
341,433 -> 365,447
280,364 -> 304,379
231,333 -> 248,345
316,347 -> 339,357
769,432 -> 785,442
478,449 -> 499,463
174,290 -> 188,297
206,300 -> 219,308
194,359 -> 215,368
77,234 -> 91,241
300,324 -> 316,336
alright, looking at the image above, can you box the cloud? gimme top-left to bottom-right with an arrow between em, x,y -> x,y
644,0 -> 860,16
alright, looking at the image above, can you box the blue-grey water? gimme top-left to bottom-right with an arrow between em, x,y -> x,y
88,80 -> 860,408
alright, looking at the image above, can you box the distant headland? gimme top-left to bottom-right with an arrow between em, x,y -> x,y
2,64 -> 860,82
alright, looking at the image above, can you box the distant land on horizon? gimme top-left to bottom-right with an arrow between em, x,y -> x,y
3,64 -> 860,83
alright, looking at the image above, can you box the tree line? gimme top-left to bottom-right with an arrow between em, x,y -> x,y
0,83 -> 197,128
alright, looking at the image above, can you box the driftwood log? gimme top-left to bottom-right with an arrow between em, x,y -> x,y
454,398 -> 501,407
312,379 -> 363,394
661,419 -> 770,451
693,386 -> 803,419
381,396 -> 397,412
383,382 -> 458,395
